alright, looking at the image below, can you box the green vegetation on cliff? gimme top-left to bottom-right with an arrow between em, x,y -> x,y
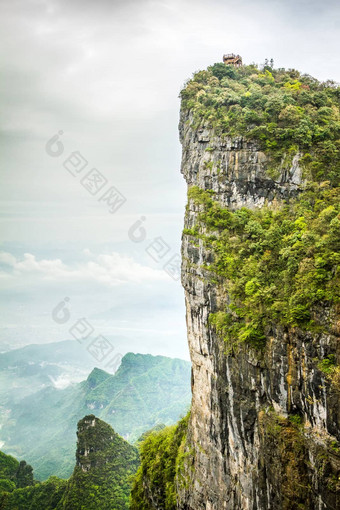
181,63 -> 340,184
259,408 -> 340,508
0,416 -> 139,510
59,415 -> 139,510
129,61 -> 340,510
130,413 -> 190,510
259,409 -> 311,509
181,63 -> 340,358
187,183 -> 339,353
0,451 -> 66,510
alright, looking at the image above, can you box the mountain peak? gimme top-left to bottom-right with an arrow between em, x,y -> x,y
58,415 -> 139,508
0,416 -> 139,509
86,367 -> 110,389
76,415 -> 118,472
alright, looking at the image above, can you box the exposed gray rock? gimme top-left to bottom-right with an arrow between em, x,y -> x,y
178,110 -> 340,510
179,110 -> 304,211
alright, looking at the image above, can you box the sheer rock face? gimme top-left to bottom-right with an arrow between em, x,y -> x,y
178,109 -> 340,510
76,415 -> 110,472
179,110 -> 303,210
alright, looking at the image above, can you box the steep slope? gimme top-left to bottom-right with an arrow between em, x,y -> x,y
1,353 -> 190,480
0,416 -> 138,510
58,415 -> 139,509
130,414 -> 189,510
131,63 -> 340,509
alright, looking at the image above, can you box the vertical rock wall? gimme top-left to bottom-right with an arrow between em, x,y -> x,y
178,109 -> 340,510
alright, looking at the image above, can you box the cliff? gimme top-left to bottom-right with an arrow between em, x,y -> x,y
58,415 -> 139,509
0,416 -> 139,510
131,63 -> 340,509
179,118 -> 339,510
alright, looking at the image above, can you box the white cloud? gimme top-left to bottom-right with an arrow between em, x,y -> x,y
0,250 -> 167,286
0,252 -> 17,266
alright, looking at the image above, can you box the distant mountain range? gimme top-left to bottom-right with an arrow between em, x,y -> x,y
0,345 -> 191,481
0,340 -> 105,407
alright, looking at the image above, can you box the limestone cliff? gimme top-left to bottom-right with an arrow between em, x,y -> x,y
0,415 -> 139,509
130,63 -> 340,510
179,110 -> 339,510
60,415 -> 139,509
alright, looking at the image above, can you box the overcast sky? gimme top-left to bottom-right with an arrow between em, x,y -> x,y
0,0 -> 339,360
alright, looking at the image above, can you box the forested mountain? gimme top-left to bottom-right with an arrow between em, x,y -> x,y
1,352 -> 191,480
0,416 -> 138,509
